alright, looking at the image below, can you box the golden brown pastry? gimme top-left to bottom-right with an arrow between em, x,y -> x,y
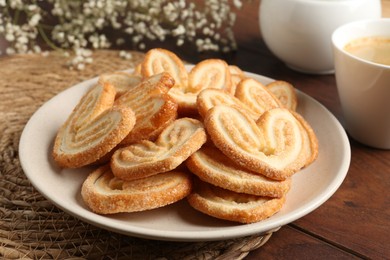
141,48 -> 188,88
235,78 -> 282,116
98,71 -> 142,97
110,118 -> 207,181
196,88 -> 258,119
228,65 -> 246,94
169,58 -> 233,115
114,72 -> 178,144
187,179 -> 286,224
204,105 -> 318,180
52,83 -> 136,168
187,146 -> 291,198
267,80 -> 298,111
81,165 -> 192,214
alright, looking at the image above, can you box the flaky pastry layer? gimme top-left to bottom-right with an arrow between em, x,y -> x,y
187,179 -> 286,224
187,146 -> 291,198
111,117 -> 207,180
204,105 -> 317,180
82,165 -> 192,214
53,83 -> 135,168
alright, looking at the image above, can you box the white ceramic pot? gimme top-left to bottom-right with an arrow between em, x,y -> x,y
259,0 -> 382,74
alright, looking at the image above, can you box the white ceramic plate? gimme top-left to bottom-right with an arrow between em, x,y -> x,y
19,70 -> 351,242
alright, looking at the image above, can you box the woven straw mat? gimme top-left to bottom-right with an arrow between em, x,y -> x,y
0,50 -> 276,259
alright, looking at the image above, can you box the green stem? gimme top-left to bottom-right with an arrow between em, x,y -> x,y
37,25 -> 63,51
39,24 -> 55,30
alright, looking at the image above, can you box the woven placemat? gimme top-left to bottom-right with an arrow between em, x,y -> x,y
0,50 -> 277,259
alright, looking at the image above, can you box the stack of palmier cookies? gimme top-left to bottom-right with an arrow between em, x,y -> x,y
52,48 -> 318,224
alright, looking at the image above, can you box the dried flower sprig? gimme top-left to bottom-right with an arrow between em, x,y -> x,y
0,0 -> 244,69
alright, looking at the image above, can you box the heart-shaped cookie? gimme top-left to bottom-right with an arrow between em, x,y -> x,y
52,83 -> 136,168
141,48 -> 188,88
98,71 -> 142,97
266,80 -> 298,111
169,58 -> 233,115
188,59 -> 233,94
111,117 -> 207,181
196,88 -> 258,119
204,105 -> 318,180
235,78 -> 282,116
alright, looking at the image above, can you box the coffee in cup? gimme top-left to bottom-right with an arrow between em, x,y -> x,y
344,36 -> 390,66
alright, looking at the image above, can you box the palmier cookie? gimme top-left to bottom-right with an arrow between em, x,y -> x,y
186,146 -> 291,198
228,65 -> 245,78
228,65 -> 246,93
141,48 -> 188,88
133,62 -> 142,76
189,59 -> 233,94
111,118 -> 207,181
169,59 -> 233,115
53,83 -> 136,168
98,71 -> 142,97
114,73 -> 178,144
197,88 -> 258,120
235,78 -> 282,116
81,165 -> 192,214
291,110 -> 319,167
204,105 -> 317,180
267,81 -> 298,111
187,179 -> 286,224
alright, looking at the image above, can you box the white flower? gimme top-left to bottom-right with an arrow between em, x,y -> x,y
27,4 -> 38,11
5,33 -> 15,42
177,38 -> 184,46
9,0 -> 23,10
6,47 -> 15,55
0,0 -> 245,68
233,0 -> 243,9
119,50 -> 133,60
29,13 -> 41,27
76,63 -> 85,70
17,35 -> 28,44
33,45 -> 42,53
172,25 -> 185,36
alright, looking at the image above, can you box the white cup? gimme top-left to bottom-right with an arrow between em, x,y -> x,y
259,0 -> 382,74
332,18 -> 390,149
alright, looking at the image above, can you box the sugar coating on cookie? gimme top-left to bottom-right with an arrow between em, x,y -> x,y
111,117 -> 207,181
186,146 -> 291,198
235,78 -> 282,116
53,83 -> 136,168
82,165 -> 192,214
267,80 -> 298,111
114,72 -> 178,144
204,105 -> 315,180
98,71 -> 142,97
187,179 -> 286,224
